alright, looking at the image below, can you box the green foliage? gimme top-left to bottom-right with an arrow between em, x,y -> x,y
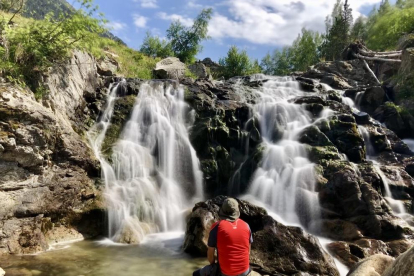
351,16 -> 368,41
218,46 -> 261,79
167,8 -> 212,63
320,0 -> 353,61
0,0 -> 106,91
366,7 -> 414,50
22,0 -> 73,20
261,28 -> 321,75
140,31 -> 173,59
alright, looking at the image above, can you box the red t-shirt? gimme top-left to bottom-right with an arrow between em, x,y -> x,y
208,219 -> 252,276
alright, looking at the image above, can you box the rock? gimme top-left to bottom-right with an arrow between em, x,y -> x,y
97,54 -> 119,76
0,267 -> 4,276
184,196 -> 340,276
359,87 -> 386,114
321,75 -> 352,90
188,62 -> 210,79
320,219 -> 363,241
319,115 -> 366,162
154,57 -> 187,80
299,125 -> 334,147
346,254 -> 394,276
374,103 -> 414,139
383,246 -> 414,276
327,241 -> 366,268
353,111 -> 370,125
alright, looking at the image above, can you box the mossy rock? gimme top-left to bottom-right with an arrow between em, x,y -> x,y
299,125 -> 334,147
306,145 -> 342,164
101,95 -> 137,158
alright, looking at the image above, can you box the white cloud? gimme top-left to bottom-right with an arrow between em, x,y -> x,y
187,0 -> 203,9
208,0 -> 383,46
157,12 -> 193,27
133,14 -> 148,29
134,0 -> 158,8
106,21 -> 127,32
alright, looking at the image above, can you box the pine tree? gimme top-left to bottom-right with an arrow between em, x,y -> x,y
378,0 -> 391,14
320,0 -> 353,60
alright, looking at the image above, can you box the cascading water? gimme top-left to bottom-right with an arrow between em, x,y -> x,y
243,77 -> 320,229
88,80 -> 203,243
358,126 -> 376,159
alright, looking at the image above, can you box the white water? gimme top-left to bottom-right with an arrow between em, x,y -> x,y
245,77 -> 320,229
358,126 -> 376,159
88,81 -> 203,243
374,165 -> 406,215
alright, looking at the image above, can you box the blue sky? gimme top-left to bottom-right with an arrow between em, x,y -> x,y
96,0 -> 395,62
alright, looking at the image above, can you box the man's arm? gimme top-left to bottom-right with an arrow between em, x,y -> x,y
207,247 -> 215,264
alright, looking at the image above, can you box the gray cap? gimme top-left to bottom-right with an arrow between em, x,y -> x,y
219,198 -> 240,222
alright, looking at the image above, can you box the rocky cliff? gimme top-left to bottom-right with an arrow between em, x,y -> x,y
0,51 -> 114,254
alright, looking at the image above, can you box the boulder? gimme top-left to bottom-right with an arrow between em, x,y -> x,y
154,57 -> 187,80
346,254 -> 394,276
97,54 -> 119,76
184,196 -> 340,276
321,75 -> 352,90
359,87 -> 386,114
373,103 -> 414,139
353,111 -> 370,125
383,246 -> 414,276
188,62 -> 210,79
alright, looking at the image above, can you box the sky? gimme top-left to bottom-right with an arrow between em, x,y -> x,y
96,0 -> 396,62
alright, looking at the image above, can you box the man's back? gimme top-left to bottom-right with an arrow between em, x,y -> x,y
209,219 -> 252,276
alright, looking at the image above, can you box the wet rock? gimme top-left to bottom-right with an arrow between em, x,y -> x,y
184,196 -> 340,276
327,241 -> 366,268
299,126 -> 334,147
293,95 -> 326,105
296,76 -> 318,92
320,219 -> 363,241
154,57 -> 187,80
346,254 -> 394,276
383,246 -> 414,276
319,115 -> 366,162
373,103 -> 414,139
353,111 -> 370,125
359,87 -> 386,114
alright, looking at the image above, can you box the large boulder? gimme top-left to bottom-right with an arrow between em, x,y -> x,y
383,246 -> 414,276
154,57 -> 187,80
188,62 -> 210,79
373,103 -> 414,139
184,196 -> 340,276
346,254 -> 394,276
359,87 -> 386,114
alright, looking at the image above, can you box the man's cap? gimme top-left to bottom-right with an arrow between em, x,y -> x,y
219,198 -> 240,222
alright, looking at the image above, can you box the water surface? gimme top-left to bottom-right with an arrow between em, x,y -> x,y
1,233 -> 205,276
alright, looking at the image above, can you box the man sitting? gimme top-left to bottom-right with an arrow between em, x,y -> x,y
193,198 -> 253,276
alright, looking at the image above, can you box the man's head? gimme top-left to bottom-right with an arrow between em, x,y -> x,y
219,198 -> 240,222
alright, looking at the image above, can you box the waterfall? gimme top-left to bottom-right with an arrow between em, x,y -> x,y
243,77 -> 320,229
358,126 -> 376,159
88,80 -> 203,243
374,166 -> 406,215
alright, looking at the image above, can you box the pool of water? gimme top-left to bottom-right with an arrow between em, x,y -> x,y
0,233 -> 205,276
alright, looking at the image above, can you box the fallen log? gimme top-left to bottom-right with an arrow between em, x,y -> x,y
353,53 -> 402,63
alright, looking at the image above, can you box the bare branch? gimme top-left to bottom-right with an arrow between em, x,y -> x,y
362,59 -> 381,85
353,53 -> 402,63
8,0 -> 25,25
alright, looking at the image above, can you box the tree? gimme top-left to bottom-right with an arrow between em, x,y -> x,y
351,16 -> 368,41
320,0 -> 353,60
2,0 -> 107,89
140,31 -> 173,59
0,0 -> 25,24
261,47 -> 292,76
378,0 -> 392,14
219,46 -> 261,79
166,8 -> 212,63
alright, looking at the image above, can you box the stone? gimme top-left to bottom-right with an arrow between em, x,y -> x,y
184,196 -> 340,276
154,57 -> 187,80
346,254 -> 394,276
327,241 -> 366,268
383,246 -> 414,276
299,125 -> 334,147
188,62 -> 209,79
97,54 -> 119,76
373,103 -> 414,139
353,111 -> 370,125
359,87 -> 386,114
321,75 -> 353,90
